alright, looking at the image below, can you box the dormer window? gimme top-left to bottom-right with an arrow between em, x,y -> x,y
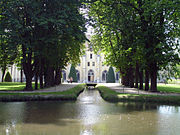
90,54 -> 92,59
88,62 -> 90,66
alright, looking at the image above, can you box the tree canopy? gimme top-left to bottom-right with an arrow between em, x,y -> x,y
0,0 -> 87,90
89,0 -> 180,91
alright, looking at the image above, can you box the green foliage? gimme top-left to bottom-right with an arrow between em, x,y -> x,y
68,65 -> 78,82
88,0 -> 180,90
176,65 -> 180,79
4,72 -> 12,82
106,67 -> 115,83
1,0 -> 86,89
0,35 -> 17,81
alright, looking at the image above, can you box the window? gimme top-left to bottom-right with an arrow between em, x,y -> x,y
116,71 -> 120,81
90,54 -> 92,59
92,62 -> 95,66
62,70 -> 66,81
88,62 -> 90,66
102,70 -> 107,81
88,70 -> 94,82
76,70 -> 80,81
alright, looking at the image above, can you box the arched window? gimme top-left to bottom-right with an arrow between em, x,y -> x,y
116,71 -> 120,81
76,70 -> 80,81
62,70 -> 66,81
88,70 -> 94,82
102,70 -> 107,81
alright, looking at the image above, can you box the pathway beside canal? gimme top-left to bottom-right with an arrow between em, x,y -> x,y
101,83 -> 180,96
0,83 -> 79,93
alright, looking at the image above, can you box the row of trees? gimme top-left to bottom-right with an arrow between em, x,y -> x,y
0,0 -> 87,90
89,0 -> 180,91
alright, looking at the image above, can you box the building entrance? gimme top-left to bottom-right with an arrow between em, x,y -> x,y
88,70 -> 94,82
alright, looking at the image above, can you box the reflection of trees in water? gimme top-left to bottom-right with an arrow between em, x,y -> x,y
98,102 -> 159,115
0,103 -> 25,125
0,103 -> 7,124
175,106 -> 180,113
23,101 -> 81,126
120,102 -> 158,112
0,103 -> 26,135
0,95 -> 180,135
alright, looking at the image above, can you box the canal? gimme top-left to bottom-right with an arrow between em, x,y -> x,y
0,89 -> 180,135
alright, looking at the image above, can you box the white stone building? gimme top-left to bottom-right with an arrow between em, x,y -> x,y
0,65 -> 25,82
62,36 -> 120,83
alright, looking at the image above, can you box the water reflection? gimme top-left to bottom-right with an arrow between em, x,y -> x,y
0,89 -> 180,135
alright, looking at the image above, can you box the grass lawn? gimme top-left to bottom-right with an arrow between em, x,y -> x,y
0,84 -> 86,101
141,83 -> 180,93
0,82 -> 39,91
97,85 -> 180,105
157,84 -> 180,93
167,79 -> 180,84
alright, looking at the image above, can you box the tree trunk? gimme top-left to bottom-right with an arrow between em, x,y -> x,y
139,70 -> 143,90
121,75 -> 125,85
24,75 -> 33,90
50,68 -> 55,87
39,60 -> 44,89
150,62 -> 158,92
20,68 -> 23,83
34,58 -> 39,90
129,66 -> 134,88
134,62 -> 139,88
120,71 -> 125,85
123,73 -> 129,87
40,73 -> 43,89
22,45 -> 33,91
55,68 -> 62,85
23,63 -> 33,91
35,74 -> 38,90
44,66 -> 55,87
145,69 -> 149,91
1,68 -> 6,82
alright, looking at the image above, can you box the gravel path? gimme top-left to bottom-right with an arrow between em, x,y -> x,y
100,83 -> 180,96
0,83 -> 79,93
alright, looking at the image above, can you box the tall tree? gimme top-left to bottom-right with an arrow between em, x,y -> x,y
89,0 -> 180,91
1,0 -> 86,90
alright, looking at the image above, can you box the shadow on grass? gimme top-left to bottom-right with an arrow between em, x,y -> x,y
0,82 -> 40,91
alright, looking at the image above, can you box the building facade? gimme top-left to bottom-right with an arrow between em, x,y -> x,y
0,65 -> 25,82
62,36 -> 120,83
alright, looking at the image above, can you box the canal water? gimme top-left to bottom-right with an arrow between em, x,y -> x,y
0,89 -> 180,135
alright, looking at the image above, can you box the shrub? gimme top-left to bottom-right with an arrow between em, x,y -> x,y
4,71 -> 12,82
106,67 -> 115,83
68,65 -> 77,82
